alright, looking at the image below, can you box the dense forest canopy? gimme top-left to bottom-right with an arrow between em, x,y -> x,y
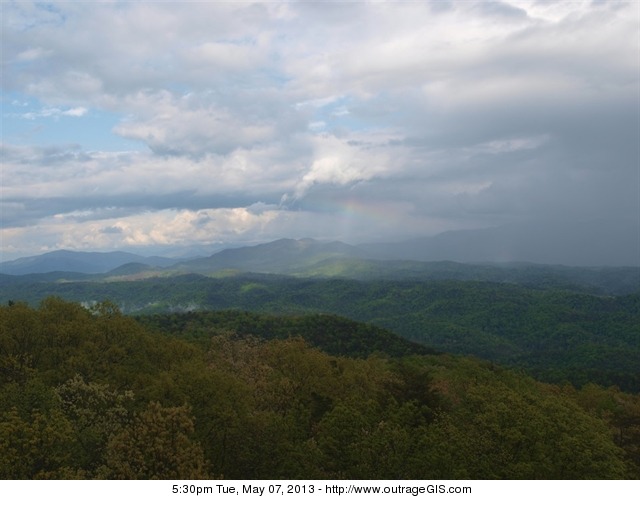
1,298 -> 638,479
2,275 -> 638,392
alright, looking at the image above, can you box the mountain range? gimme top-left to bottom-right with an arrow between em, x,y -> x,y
0,250 -> 178,275
2,219 -> 638,277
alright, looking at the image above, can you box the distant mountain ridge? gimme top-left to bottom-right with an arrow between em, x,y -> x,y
0,250 -> 179,275
174,238 -> 367,274
2,219 -> 638,276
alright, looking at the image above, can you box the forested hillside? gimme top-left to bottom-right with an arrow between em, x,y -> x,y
3,255 -> 639,295
1,299 -> 639,479
2,276 -> 638,391
137,310 -> 438,359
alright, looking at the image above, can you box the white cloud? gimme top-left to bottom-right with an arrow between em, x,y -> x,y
15,47 -> 52,62
292,133 -> 400,200
12,105 -> 88,120
112,90 -> 283,156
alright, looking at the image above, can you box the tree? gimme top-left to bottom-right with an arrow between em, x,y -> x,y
55,375 -> 134,473
0,406 -> 77,479
100,401 -> 210,479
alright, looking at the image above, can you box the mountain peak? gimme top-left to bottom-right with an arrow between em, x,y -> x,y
175,238 -> 364,274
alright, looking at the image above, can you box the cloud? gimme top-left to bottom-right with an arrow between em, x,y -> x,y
17,106 -> 88,120
112,89 -> 306,157
15,47 -> 52,62
1,204 -> 366,258
1,0 -> 637,259
100,225 -> 124,235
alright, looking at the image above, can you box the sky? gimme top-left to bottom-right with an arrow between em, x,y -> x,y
1,0 -> 638,260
